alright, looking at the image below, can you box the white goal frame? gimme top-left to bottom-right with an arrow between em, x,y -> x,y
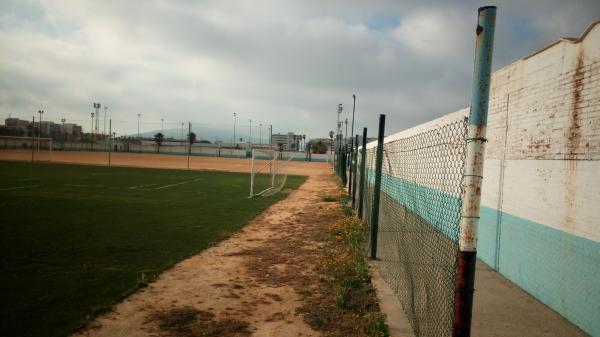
249,149 -> 294,197
0,135 -> 53,154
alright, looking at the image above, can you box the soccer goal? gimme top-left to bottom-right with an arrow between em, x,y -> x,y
249,149 -> 294,197
0,136 -> 52,151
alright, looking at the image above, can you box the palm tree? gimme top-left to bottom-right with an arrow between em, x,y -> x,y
188,132 -> 196,155
312,140 -> 327,154
154,132 -> 164,153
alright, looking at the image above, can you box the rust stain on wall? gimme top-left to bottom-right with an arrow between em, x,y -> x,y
563,47 -> 585,235
567,48 -> 585,159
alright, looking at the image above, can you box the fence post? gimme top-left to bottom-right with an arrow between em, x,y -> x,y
271,152 -> 276,188
249,149 -> 255,197
369,114 -> 385,260
348,145 -> 353,194
358,128 -> 367,218
341,146 -> 347,185
187,122 -> 191,170
351,134 -> 359,208
108,119 -> 112,166
453,6 -> 496,337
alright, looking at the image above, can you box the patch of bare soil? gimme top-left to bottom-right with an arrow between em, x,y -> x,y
73,174 -> 342,337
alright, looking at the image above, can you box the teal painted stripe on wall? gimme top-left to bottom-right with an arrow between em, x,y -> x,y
365,167 -> 599,335
366,169 -> 462,241
479,205 -> 600,337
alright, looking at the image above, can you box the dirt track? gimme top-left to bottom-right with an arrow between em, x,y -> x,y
72,174 -> 339,337
0,149 -> 331,176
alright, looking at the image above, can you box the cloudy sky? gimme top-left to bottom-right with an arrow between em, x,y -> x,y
1,0 -> 598,141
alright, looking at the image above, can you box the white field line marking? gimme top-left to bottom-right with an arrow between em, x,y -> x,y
0,184 -> 40,191
64,184 -> 104,188
128,183 -> 157,190
153,177 -> 202,190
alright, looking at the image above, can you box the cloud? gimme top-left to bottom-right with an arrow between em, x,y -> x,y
1,0 -> 598,139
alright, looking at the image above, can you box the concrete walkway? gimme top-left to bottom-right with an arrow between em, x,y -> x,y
371,260 -> 589,337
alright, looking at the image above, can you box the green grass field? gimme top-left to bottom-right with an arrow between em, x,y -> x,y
0,161 -> 306,337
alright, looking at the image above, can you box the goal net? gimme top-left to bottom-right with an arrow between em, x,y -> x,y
0,136 -> 52,150
249,149 -> 294,197
0,136 -> 53,160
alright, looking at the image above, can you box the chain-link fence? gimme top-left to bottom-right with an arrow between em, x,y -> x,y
0,116 -> 320,165
353,117 -> 468,337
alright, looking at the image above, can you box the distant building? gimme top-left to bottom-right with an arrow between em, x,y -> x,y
5,118 -> 29,130
271,132 -> 303,151
2,118 -> 83,140
309,135 -> 377,153
309,137 -> 334,152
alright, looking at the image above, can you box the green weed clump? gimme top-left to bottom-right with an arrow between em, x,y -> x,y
319,216 -> 389,337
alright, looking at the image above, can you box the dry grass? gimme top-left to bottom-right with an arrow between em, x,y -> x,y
147,307 -> 251,337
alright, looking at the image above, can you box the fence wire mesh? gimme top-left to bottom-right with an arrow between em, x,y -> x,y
357,117 -> 468,337
0,115 -> 327,165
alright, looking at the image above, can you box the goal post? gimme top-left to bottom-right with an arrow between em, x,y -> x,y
249,149 -> 294,198
0,136 -> 53,161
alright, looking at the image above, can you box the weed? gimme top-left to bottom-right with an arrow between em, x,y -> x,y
300,213 -> 389,337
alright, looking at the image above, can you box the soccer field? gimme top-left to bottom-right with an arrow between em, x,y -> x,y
0,161 -> 306,337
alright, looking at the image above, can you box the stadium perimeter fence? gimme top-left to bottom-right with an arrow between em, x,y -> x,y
339,116 -> 468,337
334,7 -> 496,337
0,118 -> 327,164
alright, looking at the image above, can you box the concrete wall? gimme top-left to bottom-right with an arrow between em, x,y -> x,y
366,21 -> 600,336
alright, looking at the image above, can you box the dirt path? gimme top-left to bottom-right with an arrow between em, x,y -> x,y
74,174 -> 339,337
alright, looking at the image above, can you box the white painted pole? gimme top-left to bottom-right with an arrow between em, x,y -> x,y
271,153 -> 276,188
249,149 -> 255,197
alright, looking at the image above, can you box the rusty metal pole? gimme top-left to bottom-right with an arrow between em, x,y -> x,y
358,128 -> 367,218
453,6 -> 496,337
369,114 -> 385,260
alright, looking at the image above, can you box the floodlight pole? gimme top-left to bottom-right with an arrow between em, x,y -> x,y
337,103 -> 343,147
91,112 -> 95,151
344,118 -> 348,146
453,6 -> 496,337
259,123 -> 262,145
103,106 -> 108,136
61,118 -> 66,150
93,102 -> 101,134
137,113 -> 141,139
233,113 -> 237,147
269,125 -> 273,150
37,110 -> 44,152
249,119 -> 252,148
